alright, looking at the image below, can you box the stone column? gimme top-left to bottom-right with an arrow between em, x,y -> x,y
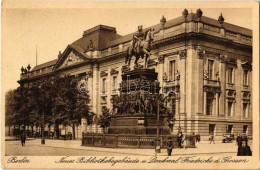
178,49 -> 187,114
92,63 -> 100,115
196,49 -> 204,114
236,59 -> 242,119
107,68 -> 111,109
203,91 -> 207,115
216,92 -> 219,116
87,70 -> 94,111
219,55 -> 227,115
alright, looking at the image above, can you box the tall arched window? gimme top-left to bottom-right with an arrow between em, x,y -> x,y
206,92 -> 214,115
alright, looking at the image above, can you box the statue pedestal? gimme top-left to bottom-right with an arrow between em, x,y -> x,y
109,68 -> 171,135
108,113 -> 170,135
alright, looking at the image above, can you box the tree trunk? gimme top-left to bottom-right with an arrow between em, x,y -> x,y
18,124 -> 21,137
48,125 -> 51,138
8,125 -> 10,136
72,123 -> 76,140
55,123 -> 59,139
13,124 -> 15,137
65,125 -> 67,140
31,125 -> 34,138
41,125 -> 44,138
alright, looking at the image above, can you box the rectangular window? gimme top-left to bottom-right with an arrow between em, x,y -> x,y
206,98 -> 212,115
209,124 -> 215,135
102,78 -> 106,94
169,60 -> 176,80
243,125 -> 248,134
208,60 -> 214,80
243,103 -> 248,117
243,70 -> 248,85
112,76 -> 117,91
227,125 -> 233,133
228,68 -> 233,84
227,102 -> 233,116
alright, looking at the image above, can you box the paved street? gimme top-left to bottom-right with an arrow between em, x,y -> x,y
5,139 -> 253,156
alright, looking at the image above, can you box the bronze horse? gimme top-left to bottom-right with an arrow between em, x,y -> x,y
125,28 -> 155,68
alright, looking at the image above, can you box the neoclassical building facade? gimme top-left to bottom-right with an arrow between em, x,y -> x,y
18,11 -> 252,140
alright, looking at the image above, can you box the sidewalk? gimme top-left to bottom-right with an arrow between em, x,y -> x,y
8,138 -> 246,156
5,136 -> 34,141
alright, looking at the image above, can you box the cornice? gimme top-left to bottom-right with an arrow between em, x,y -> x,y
152,32 -> 252,53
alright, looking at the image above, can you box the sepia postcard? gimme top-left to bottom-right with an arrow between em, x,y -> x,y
1,1 -> 259,169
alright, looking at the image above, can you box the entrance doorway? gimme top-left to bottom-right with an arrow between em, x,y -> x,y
209,124 -> 216,135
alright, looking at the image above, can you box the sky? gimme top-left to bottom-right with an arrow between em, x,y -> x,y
2,1 -> 253,94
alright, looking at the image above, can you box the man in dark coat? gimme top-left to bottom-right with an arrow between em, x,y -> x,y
167,137 -> 174,156
177,132 -> 183,148
237,134 -> 242,147
21,133 -> 26,146
237,140 -> 252,156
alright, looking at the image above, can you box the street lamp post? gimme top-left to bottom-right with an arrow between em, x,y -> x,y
41,111 -> 45,144
39,85 -> 45,145
155,99 -> 161,153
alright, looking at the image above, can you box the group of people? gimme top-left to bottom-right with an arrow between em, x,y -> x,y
236,134 -> 252,156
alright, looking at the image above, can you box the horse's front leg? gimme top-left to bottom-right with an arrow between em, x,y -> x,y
135,55 -> 139,66
142,49 -> 150,68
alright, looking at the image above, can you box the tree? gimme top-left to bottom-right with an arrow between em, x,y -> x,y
5,90 -> 16,136
99,106 -> 111,134
29,77 -> 55,138
52,74 -> 93,139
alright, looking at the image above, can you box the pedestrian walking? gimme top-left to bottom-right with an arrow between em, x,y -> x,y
237,140 -> 252,156
177,132 -> 183,148
182,133 -> 187,149
167,137 -> 173,156
209,133 -> 215,144
196,133 -> 201,143
237,134 -> 242,147
21,132 -> 26,146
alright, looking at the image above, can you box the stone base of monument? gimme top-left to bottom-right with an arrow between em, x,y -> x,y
108,114 -> 171,135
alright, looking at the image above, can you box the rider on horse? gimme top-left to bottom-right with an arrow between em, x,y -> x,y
126,25 -> 154,68
132,25 -> 144,54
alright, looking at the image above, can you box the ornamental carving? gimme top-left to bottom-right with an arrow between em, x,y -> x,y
87,71 -> 93,77
179,49 -> 187,59
203,70 -> 209,79
163,72 -> 168,82
196,9 -> 203,19
218,13 -> 224,25
242,91 -> 251,98
158,55 -> 165,63
203,86 -> 220,93
148,59 -> 157,66
100,71 -> 108,77
110,69 -> 119,75
197,49 -> 204,59
182,8 -> 188,19
160,15 -> 166,27
218,54 -> 229,63
241,61 -> 252,70
121,65 -> 130,74
226,90 -> 236,98
215,72 -> 220,81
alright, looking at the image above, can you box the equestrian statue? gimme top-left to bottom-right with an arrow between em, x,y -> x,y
125,25 -> 155,68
